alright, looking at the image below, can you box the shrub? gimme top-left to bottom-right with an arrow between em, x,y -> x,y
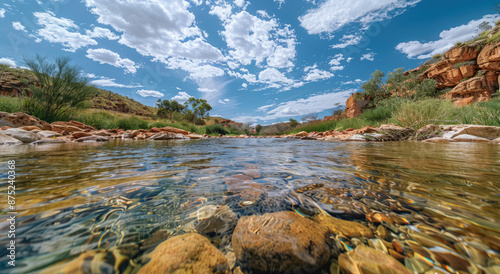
392,99 -> 455,129
205,124 -> 228,135
359,106 -> 393,124
413,79 -> 437,99
117,116 -> 149,130
22,55 -> 98,122
0,96 -> 23,113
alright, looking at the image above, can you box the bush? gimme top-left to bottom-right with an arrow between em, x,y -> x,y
23,55 -> 98,122
392,99 -> 455,129
117,116 -> 149,130
359,106 -> 393,124
73,111 -> 118,129
205,124 -> 228,135
413,79 -> 437,99
0,96 -> 23,113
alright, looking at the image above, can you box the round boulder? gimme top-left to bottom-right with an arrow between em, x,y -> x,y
232,211 -> 331,273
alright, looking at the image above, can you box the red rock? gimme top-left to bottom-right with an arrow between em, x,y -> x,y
0,126 -> 11,130
444,71 -> 498,103
0,112 -> 52,130
444,45 -> 480,63
423,60 -> 466,88
343,93 -> 371,118
355,126 -> 379,134
477,42 -> 500,71
71,131 -> 93,139
19,126 -> 42,131
459,64 -> 478,78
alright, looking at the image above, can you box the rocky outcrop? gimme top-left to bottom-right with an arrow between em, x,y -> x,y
138,233 -> 228,274
232,211 -> 331,272
444,71 -> 498,105
343,93 -> 371,119
0,71 -> 36,97
477,41 -> 500,71
444,44 -> 480,63
0,112 -> 52,130
339,245 -> 412,274
0,128 -> 41,143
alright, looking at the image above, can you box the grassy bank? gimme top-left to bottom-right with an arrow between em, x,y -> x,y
286,97 -> 500,134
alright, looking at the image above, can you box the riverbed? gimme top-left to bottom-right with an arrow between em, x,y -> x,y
0,139 -> 499,273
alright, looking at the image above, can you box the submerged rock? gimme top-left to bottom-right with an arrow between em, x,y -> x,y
74,135 -> 110,142
196,205 -> 237,235
339,245 -> 412,274
138,233 -> 228,274
30,139 -> 68,145
232,211 -> 331,273
312,213 -> 373,238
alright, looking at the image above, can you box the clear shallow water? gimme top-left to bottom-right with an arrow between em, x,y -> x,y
0,139 -> 499,273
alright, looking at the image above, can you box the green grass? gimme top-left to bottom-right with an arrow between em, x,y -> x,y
73,111 -> 119,129
286,120 -> 338,134
487,31 -> 500,44
0,96 -> 23,113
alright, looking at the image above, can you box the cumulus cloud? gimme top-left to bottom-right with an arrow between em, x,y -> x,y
241,83 -> 248,88
34,11 -> 97,52
84,0 -> 223,79
198,88 -> 217,92
171,91 -> 192,103
0,8 -> 5,18
300,0 -> 421,35
86,48 -> 138,74
396,14 -> 500,59
222,11 -> 296,68
258,68 -> 294,84
137,89 -> 164,98
0,57 -> 17,67
331,34 -> 363,49
304,69 -> 334,81
342,79 -> 364,85
218,98 -> 230,104
360,52 -> 375,61
234,89 -> 355,123
12,22 -> 26,32
90,78 -> 142,88
86,27 -> 119,40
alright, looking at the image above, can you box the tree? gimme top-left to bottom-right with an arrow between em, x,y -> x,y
362,70 -> 386,99
476,21 -> 493,35
255,124 -> 262,134
156,99 -> 185,119
301,113 -> 318,123
386,68 -> 406,93
23,55 -> 98,122
289,118 -> 299,128
183,97 -> 212,122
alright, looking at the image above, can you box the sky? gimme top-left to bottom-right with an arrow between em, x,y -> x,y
0,0 -> 498,125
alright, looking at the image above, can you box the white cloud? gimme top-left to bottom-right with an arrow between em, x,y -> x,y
331,34 -> 362,49
137,89 -> 164,98
257,103 -> 275,112
34,12 -> 98,52
330,66 -> 344,71
258,67 -> 294,84
198,88 -> 217,92
233,89 -> 355,123
86,27 -> 119,40
218,98 -> 230,104
171,91 -> 192,103
329,53 -> 345,66
234,0 -> 246,8
241,83 -> 248,88
90,78 -> 142,88
396,14 -> 500,59
304,69 -> 334,82
83,73 -> 97,78
0,58 -> 17,67
222,11 -> 296,68
300,0 -> 421,35
274,0 -> 285,8
86,48 -> 138,74
209,2 -> 233,22
84,0 -> 223,79
166,58 -> 225,80
256,10 -> 270,18
361,52 -> 375,61
0,8 -> 5,18
342,79 -> 363,85
12,22 -> 26,32
346,57 -> 353,62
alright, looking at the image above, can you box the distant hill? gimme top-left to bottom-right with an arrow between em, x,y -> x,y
0,66 -> 155,117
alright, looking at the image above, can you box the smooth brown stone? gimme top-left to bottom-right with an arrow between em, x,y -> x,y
313,213 -> 374,238
339,245 -> 412,274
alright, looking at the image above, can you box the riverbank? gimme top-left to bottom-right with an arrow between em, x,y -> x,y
1,111 -> 500,145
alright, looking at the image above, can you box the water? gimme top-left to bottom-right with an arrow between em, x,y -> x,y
0,139 -> 499,273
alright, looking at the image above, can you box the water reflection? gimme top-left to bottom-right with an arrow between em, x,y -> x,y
0,139 -> 499,272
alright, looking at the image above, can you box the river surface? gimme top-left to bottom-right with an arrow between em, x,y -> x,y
0,139 -> 499,273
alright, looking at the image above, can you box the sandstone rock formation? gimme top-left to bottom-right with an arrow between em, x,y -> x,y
343,93 -> 371,119
138,233 -> 228,274
0,111 -> 52,130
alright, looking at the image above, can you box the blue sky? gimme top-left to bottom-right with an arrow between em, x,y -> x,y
0,0 -> 498,125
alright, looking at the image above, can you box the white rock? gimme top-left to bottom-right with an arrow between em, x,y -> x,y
0,133 -> 23,145
1,128 -> 41,143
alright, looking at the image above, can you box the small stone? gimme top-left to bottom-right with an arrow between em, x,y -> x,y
138,233 -> 228,274
0,133 -> 22,145
312,213 -> 374,238
339,245 -> 412,274
196,205 -> 237,235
